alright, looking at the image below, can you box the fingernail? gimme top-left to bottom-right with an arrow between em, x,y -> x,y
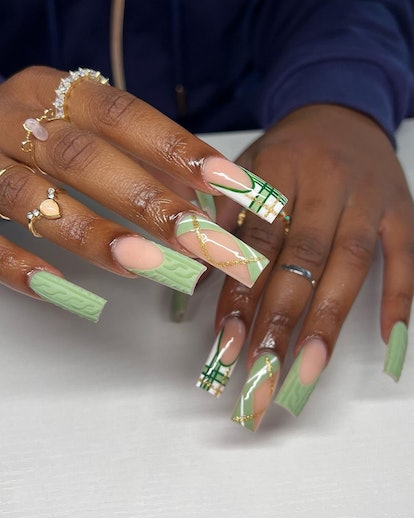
195,190 -> 216,221
384,321 -> 408,382
232,353 -> 280,432
111,235 -> 206,295
275,337 -> 327,416
197,317 -> 246,397
202,157 -> 287,224
175,213 -> 269,288
28,270 -> 106,322
170,290 -> 190,322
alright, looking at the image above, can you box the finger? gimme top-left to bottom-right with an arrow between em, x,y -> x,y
194,198 -> 288,398
0,161 -> 206,295
274,201 -> 379,416
229,170 -> 348,430
2,66 -> 287,224
380,194 -> 414,381
0,234 -> 106,322
2,113 -> 271,289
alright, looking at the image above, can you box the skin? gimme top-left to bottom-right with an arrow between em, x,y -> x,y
0,66 -> 228,297
215,104 -> 414,390
0,67 -> 413,421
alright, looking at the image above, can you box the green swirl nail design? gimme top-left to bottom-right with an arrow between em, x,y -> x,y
29,271 -> 106,322
176,213 -> 269,288
232,354 -> 280,432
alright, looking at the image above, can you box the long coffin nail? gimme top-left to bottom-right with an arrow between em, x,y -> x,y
28,270 -> 106,322
175,213 -> 269,288
232,353 -> 280,432
202,157 -> 287,224
111,235 -> 206,295
195,190 -> 216,221
384,321 -> 408,382
275,337 -> 327,416
197,317 -> 246,397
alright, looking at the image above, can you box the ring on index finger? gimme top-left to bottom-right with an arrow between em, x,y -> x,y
52,68 -> 109,120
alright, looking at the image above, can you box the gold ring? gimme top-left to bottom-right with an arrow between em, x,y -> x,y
52,68 -> 109,120
279,210 -> 291,236
27,187 -> 61,238
237,208 -> 247,227
21,108 -> 54,175
0,164 -> 36,220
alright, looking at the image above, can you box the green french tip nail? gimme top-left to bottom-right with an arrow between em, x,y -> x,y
384,321 -> 408,382
29,271 -> 107,322
232,354 -> 280,432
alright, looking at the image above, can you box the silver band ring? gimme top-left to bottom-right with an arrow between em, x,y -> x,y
279,263 -> 317,288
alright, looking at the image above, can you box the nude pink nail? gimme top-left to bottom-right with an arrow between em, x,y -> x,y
275,337 -> 328,416
202,156 -> 287,223
197,317 -> 246,397
111,235 -> 206,295
175,212 -> 269,288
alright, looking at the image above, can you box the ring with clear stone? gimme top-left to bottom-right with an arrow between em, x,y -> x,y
27,187 -> 62,238
52,68 -> 110,120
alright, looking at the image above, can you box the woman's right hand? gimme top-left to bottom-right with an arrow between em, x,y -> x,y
0,66 -> 283,320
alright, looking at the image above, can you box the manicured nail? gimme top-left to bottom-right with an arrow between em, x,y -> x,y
275,337 -> 327,416
384,321 -> 408,382
195,190 -> 216,221
170,290 -> 190,322
197,317 -> 246,397
202,157 -> 287,224
111,235 -> 206,295
28,270 -> 106,322
232,353 -> 280,432
175,213 -> 269,288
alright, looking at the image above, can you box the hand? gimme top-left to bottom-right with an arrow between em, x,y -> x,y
0,66 -> 277,320
199,104 -> 414,431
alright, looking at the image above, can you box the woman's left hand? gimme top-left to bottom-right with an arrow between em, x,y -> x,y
197,104 -> 414,431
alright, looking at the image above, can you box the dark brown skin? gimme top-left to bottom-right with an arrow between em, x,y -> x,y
0,67 -> 413,418
215,104 -> 414,378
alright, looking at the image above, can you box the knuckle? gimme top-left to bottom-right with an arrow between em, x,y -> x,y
337,234 -> 374,269
240,223 -> 282,257
95,89 -> 137,129
264,308 -> 296,335
158,132 -> 192,163
48,128 -> 98,172
61,214 -> 101,247
127,183 -> 169,227
313,297 -> 344,328
0,169 -> 32,216
384,290 -> 413,310
286,229 -> 327,269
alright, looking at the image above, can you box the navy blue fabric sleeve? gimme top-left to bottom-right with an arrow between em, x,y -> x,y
255,0 -> 414,143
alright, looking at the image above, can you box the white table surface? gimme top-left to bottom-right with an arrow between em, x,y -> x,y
0,124 -> 413,518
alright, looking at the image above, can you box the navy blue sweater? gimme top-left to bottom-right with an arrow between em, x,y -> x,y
1,0 -> 413,142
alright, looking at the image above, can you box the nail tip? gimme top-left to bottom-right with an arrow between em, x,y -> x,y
195,381 -> 223,398
274,398 -> 301,417
383,367 -> 402,383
